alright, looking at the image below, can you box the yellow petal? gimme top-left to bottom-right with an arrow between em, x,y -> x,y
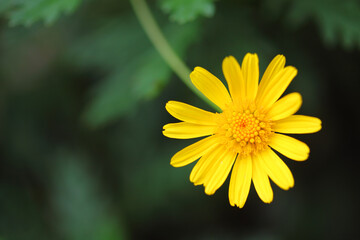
266,92 -> 302,121
256,66 -> 297,110
269,133 -> 310,161
257,55 -> 286,98
274,115 -> 322,134
190,67 -> 232,110
228,155 -> 252,208
258,148 -> 294,190
242,53 -> 259,102
222,56 -> 246,103
170,136 -> 219,167
190,146 -> 224,185
202,149 -> 237,195
163,122 -> 215,139
165,101 -> 217,125
252,154 -> 273,203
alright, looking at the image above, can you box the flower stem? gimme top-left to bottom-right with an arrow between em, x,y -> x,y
129,0 -> 219,111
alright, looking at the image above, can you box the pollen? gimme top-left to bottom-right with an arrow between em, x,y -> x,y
216,107 -> 272,156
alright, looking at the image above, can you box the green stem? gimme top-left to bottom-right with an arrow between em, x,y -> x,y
129,0 -> 218,111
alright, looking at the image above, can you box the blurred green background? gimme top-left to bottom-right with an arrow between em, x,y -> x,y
0,0 -> 359,239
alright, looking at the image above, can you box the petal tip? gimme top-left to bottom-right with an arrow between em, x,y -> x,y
165,100 -> 174,106
162,129 -> 171,138
275,54 -> 285,59
170,159 -> 182,168
293,92 -> 302,98
226,55 -> 237,61
205,187 -> 215,195
288,66 -> 298,74
312,117 -> 322,132
193,66 -> 204,73
263,197 -> 274,204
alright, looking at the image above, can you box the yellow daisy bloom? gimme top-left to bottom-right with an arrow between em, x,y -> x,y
163,53 -> 322,208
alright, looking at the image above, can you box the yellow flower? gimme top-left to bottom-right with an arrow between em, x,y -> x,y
163,53 -> 322,208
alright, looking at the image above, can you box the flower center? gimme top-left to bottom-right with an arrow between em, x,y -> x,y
216,107 -> 272,156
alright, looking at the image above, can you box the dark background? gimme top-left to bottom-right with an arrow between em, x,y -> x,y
0,0 -> 359,239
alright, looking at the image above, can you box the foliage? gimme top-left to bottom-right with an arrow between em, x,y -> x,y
0,0 -> 83,26
159,0 -> 215,24
264,0 -> 360,49
51,150 -> 127,240
67,16 -> 200,127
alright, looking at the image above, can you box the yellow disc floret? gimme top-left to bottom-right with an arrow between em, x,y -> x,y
215,104 -> 272,156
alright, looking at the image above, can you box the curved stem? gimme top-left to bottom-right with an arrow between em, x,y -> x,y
130,0 -> 218,111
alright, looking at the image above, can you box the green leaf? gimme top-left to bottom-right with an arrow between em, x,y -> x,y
1,0 -> 83,26
264,0 -> 360,49
67,16 -> 147,71
51,150 -> 127,240
289,0 -> 360,49
0,0 -> 18,13
159,0 -> 215,24
71,16 -> 200,128
82,67 -> 139,128
132,50 -> 173,100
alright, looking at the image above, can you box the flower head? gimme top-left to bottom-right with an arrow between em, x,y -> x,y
163,53 -> 321,208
